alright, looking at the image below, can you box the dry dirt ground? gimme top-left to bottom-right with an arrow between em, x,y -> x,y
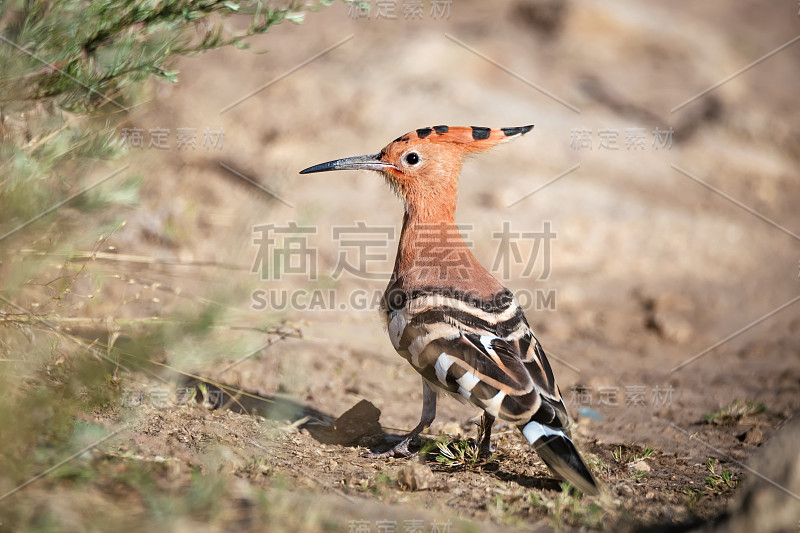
3,1 -> 800,531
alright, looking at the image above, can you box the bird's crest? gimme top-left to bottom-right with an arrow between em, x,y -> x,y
390,125 -> 533,153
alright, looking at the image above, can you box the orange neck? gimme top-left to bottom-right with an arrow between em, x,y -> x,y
391,209 -> 503,298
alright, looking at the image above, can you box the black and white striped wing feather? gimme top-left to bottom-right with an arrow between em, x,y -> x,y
386,288 -> 568,429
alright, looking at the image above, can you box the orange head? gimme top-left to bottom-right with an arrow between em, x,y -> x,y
300,125 -> 533,221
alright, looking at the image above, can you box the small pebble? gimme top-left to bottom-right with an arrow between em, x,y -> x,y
397,461 -> 437,491
739,427 -> 762,445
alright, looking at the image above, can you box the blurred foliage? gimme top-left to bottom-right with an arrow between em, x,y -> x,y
0,0 -> 355,233
0,1 -> 351,529
0,0 -> 343,109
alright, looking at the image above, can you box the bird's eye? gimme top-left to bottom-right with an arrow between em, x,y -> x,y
404,152 -> 420,165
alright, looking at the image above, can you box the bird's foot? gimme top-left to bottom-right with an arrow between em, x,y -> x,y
364,439 -> 414,459
478,443 -> 496,460
477,412 -> 496,460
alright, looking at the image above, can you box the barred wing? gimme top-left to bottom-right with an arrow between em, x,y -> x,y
385,287 -> 570,429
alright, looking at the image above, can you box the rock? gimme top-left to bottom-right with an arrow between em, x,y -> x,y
397,461 -> 437,491
333,400 -> 382,445
738,427 -> 763,445
629,460 -> 651,473
641,291 -> 695,343
512,0 -> 568,37
651,310 -> 693,343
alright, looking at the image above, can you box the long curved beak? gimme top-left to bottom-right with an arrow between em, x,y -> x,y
299,153 -> 394,174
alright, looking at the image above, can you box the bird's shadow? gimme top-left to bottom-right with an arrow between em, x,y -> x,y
181,377 -> 568,492
178,377 -> 393,448
490,469 -> 564,491
177,377 -> 340,443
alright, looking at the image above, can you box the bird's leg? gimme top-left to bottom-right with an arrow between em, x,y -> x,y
365,380 -> 437,458
478,412 -> 495,459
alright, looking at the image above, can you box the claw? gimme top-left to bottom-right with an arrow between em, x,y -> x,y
364,440 -> 414,459
478,443 -> 496,460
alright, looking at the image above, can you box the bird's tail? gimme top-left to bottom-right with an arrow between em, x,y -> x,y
520,421 -> 599,496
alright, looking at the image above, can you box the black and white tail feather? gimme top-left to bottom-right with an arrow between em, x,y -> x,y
521,421 -> 598,495
382,282 -> 600,495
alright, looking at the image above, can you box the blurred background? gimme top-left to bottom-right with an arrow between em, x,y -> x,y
1,1 -> 798,531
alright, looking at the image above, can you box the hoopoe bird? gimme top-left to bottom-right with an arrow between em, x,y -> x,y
300,125 -> 599,495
